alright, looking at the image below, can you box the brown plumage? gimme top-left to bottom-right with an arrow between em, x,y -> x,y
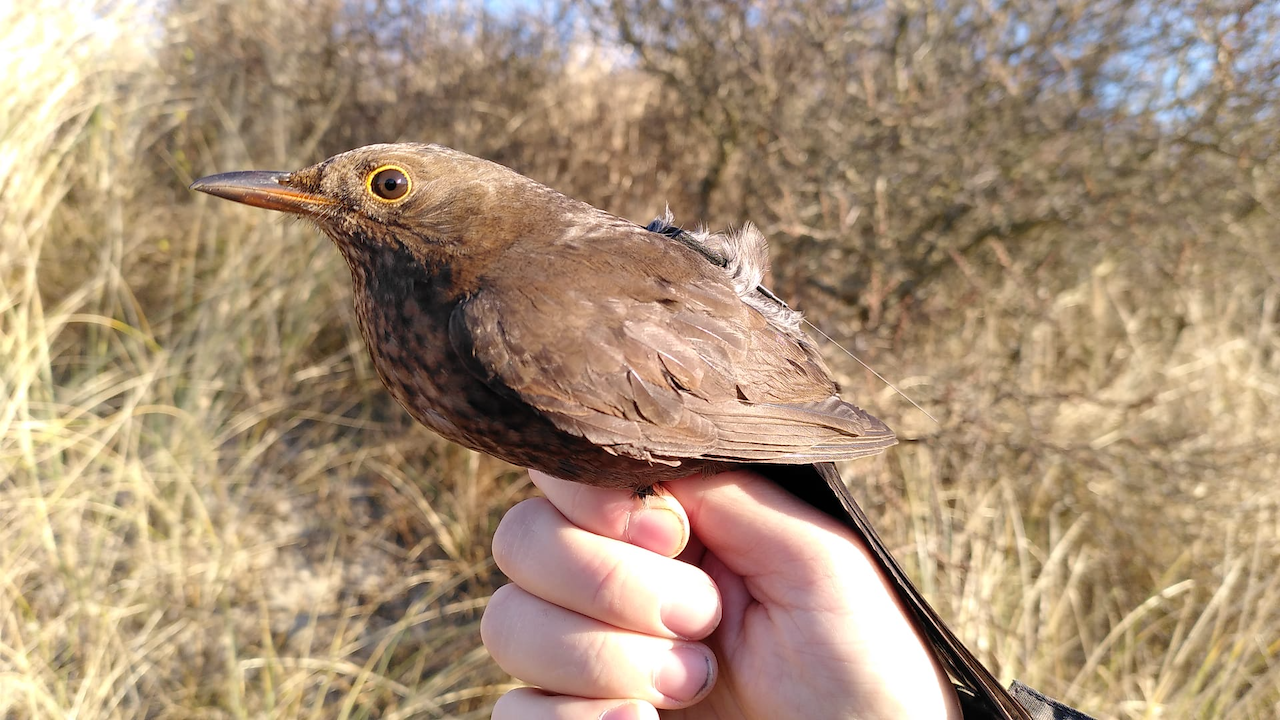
192,143 -> 1029,719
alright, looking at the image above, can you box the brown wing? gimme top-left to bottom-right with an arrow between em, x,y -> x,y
447,233 -> 895,464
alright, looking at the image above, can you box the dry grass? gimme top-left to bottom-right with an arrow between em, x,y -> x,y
2,3 -> 515,716
2,1 -> 1278,718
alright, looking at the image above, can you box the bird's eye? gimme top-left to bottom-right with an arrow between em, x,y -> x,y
367,165 -> 411,202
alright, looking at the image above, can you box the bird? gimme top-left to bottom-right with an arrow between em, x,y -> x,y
192,142 -> 1030,719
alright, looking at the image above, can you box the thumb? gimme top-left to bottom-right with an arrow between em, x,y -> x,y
665,469 -> 958,719
664,469 -> 880,594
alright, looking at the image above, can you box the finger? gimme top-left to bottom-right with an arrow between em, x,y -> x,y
665,469 -> 887,603
529,470 -> 690,557
492,688 -> 658,720
492,497 -> 721,639
668,470 -> 959,716
482,584 -> 717,708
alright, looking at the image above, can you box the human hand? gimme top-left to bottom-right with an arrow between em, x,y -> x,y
482,469 -> 960,719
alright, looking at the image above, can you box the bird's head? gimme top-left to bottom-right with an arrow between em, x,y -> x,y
191,143 -> 544,280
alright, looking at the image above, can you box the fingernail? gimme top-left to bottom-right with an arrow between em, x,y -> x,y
653,645 -> 714,703
600,700 -> 657,720
626,506 -> 686,556
660,580 -> 720,638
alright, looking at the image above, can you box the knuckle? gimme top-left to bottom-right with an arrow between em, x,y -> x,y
587,553 -> 634,618
491,688 -> 543,719
491,497 -> 553,573
480,583 -> 523,662
575,631 -> 620,690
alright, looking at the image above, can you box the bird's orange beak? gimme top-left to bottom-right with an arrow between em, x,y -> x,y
190,171 -> 335,215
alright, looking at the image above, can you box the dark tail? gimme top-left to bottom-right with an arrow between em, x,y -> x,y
757,462 -> 1031,720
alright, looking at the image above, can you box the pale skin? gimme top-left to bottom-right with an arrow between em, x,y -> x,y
481,469 -> 962,719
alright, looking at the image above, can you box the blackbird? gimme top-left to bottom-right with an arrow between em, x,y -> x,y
192,143 -> 1029,719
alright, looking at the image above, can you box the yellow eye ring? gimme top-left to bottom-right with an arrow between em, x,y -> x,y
367,164 -> 412,202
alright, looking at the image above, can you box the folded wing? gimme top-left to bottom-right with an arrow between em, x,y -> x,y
448,229 -> 896,465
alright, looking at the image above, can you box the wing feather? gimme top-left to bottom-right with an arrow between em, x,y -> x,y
447,230 -> 895,464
